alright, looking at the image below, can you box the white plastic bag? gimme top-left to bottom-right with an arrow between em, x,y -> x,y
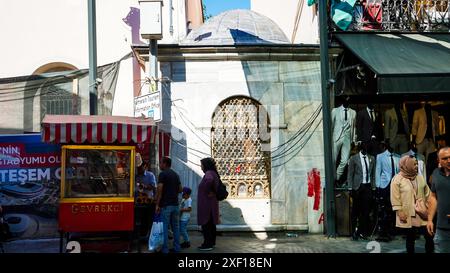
148,215 -> 163,252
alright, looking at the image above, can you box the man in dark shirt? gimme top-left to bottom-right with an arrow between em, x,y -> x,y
155,157 -> 182,253
428,147 -> 450,253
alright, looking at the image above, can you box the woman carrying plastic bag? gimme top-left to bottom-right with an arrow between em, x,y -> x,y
148,213 -> 163,252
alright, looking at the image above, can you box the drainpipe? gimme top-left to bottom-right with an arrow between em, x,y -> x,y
169,0 -> 173,35
318,0 -> 336,237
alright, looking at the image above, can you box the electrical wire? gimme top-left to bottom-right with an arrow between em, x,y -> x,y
271,118 -> 323,168
271,104 -> 322,160
170,135 -> 210,157
270,104 -> 322,154
272,119 -> 322,163
171,103 -> 211,148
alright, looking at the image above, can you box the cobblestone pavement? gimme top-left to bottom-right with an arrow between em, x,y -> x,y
1,231 -> 430,253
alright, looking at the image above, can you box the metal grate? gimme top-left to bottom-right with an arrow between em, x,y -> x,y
211,97 -> 271,199
40,83 -> 80,121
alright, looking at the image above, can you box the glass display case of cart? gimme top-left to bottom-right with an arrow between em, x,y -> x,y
61,145 -> 135,200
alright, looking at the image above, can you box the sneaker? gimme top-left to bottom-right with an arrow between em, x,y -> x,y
198,245 -> 213,251
181,242 -> 191,248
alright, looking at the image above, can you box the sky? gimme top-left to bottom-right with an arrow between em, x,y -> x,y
202,0 -> 251,17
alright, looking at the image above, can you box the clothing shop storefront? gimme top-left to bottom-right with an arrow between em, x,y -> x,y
332,33 -> 450,237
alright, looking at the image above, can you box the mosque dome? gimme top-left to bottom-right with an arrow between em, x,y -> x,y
181,9 -> 290,46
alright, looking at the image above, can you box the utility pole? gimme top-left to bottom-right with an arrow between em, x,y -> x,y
149,39 -> 158,87
88,0 -> 98,115
318,0 -> 336,237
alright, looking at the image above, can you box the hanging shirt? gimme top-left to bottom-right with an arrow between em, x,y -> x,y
375,150 -> 400,189
425,106 -> 433,139
367,107 -> 375,123
395,107 -> 406,135
359,152 -> 371,184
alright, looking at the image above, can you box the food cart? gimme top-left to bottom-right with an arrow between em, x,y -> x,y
41,115 -> 159,252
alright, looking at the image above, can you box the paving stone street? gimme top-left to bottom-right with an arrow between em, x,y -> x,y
1,231 -> 428,254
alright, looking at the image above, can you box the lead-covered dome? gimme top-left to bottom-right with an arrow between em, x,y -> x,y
181,9 -> 290,46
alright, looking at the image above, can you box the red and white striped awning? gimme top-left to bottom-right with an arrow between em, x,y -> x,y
41,115 -> 158,144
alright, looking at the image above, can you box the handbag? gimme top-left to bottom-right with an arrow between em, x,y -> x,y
410,178 -> 428,221
415,197 -> 428,220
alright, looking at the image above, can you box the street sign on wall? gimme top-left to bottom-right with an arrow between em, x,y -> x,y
134,91 -> 161,122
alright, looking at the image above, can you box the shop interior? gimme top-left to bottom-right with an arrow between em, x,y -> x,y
332,50 -> 450,237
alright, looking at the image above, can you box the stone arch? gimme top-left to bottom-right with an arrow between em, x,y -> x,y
23,62 -> 78,132
32,62 -> 78,75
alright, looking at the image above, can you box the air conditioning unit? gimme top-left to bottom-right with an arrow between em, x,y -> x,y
139,0 -> 163,40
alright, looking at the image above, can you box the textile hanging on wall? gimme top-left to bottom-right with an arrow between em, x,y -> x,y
0,53 -> 130,134
331,0 -> 358,31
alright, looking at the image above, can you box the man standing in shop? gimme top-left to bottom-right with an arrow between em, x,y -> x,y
135,161 -> 156,237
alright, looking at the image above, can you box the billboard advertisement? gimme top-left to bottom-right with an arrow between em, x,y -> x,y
0,134 -> 61,238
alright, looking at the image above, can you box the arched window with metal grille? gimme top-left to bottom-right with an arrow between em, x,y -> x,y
211,96 -> 271,199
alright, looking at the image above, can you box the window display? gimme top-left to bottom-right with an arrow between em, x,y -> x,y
62,146 -> 133,198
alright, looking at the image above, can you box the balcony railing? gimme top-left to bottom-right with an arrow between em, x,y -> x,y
330,0 -> 450,32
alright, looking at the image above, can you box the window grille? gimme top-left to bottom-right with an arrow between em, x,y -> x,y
211,97 -> 271,199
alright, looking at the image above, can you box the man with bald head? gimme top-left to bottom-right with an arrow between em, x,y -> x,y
427,147 -> 450,253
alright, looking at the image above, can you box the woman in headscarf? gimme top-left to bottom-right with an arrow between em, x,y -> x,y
197,157 -> 220,251
391,155 -> 434,253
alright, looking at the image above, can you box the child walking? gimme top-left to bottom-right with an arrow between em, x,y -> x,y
180,187 -> 192,248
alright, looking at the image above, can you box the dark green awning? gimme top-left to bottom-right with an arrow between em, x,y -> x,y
335,33 -> 450,94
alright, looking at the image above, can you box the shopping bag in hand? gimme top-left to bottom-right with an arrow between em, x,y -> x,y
148,213 -> 163,252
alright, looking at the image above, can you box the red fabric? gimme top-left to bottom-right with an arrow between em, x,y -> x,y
55,124 -> 61,143
137,125 -> 142,143
363,1 -> 382,30
158,132 -> 171,161
86,123 -> 92,143
66,123 -> 72,143
307,168 -> 321,211
96,123 -> 102,143
106,123 -> 113,143
76,123 -> 82,143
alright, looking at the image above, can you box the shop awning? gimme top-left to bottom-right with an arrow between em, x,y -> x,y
335,33 -> 450,94
41,115 -> 158,144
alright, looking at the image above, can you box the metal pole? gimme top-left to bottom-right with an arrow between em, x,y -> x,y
149,39 -> 158,176
149,39 -> 158,81
318,0 -> 336,237
88,0 -> 98,115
